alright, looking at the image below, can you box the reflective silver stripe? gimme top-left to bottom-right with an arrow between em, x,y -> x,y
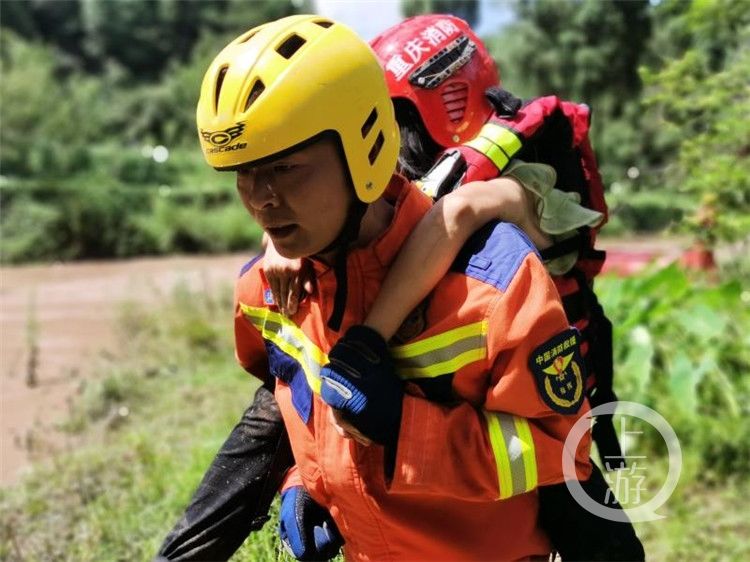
395,333 -> 486,378
484,411 -> 538,499
392,321 -> 487,379
498,413 -> 528,496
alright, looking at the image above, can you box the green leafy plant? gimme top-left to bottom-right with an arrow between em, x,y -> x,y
599,265 -> 750,477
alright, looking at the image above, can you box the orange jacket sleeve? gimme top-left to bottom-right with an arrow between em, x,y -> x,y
389,254 -> 591,500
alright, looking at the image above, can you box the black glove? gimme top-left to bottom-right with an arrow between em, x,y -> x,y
320,325 -> 404,450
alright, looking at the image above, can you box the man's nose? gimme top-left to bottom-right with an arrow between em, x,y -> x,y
238,169 -> 279,211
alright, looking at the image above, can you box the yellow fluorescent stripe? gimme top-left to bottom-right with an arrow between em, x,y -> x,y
514,417 -> 537,492
480,123 -> 523,156
484,411 -> 513,500
483,143 -> 511,170
465,137 -> 509,171
265,331 -> 323,394
391,321 -> 487,359
241,304 -> 327,363
398,348 -> 486,379
241,304 -> 327,364
396,334 -> 484,374
240,303 -> 326,394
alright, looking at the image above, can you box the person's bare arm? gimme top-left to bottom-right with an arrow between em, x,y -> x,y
364,178 -> 551,340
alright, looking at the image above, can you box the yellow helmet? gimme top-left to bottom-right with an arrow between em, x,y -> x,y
196,15 -> 400,203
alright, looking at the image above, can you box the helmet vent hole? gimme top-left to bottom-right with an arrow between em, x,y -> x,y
368,131 -> 385,165
314,20 -> 333,28
276,34 -> 306,59
441,82 -> 468,123
215,65 -> 228,113
244,80 -> 265,112
361,108 -> 378,138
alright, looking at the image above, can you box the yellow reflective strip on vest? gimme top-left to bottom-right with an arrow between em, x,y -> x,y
465,136 -> 510,171
391,321 -> 487,379
514,416 -> 538,492
464,123 -> 523,172
398,348 -> 486,379
391,321 -> 487,358
499,414 -> 527,496
484,411 -> 538,499
396,334 -> 483,374
484,410 -> 514,500
480,123 -> 522,158
239,303 -> 326,394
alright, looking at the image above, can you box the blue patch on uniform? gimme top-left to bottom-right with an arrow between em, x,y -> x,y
451,221 -> 538,292
265,340 -> 313,423
239,253 -> 263,278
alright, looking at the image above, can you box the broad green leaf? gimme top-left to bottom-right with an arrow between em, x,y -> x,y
635,264 -> 689,301
674,304 -> 728,342
667,351 -> 703,413
618,325 -> 654,401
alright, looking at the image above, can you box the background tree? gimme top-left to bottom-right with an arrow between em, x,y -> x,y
484,0 -> 653,188
0,0 -> 307,263
1,0 -> 747,261
642,1 -> 750,245
402,0 -> 479,28
1,0 -> 307,80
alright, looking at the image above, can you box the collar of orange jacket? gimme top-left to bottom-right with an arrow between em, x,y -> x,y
308,173 -> 433,276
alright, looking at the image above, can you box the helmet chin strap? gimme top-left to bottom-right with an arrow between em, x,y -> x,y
314,199 -> 369,332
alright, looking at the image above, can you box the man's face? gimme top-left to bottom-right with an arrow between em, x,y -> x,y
236,136 -> 353,259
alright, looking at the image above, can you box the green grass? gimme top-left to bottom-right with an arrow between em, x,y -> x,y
1,273 -> 748,561
636,476 -> 750,562
0,283 -> 300,561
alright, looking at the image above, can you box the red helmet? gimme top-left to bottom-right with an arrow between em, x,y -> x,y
370,14 -> 499,148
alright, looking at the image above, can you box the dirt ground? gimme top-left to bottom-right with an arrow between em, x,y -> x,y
0,253 -> 249,485
0,238 -> 699,486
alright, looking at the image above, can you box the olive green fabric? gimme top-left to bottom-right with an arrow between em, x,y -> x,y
504,160 -> 603,275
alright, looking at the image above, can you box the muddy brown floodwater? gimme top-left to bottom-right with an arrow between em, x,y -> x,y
0,253 -> 251,486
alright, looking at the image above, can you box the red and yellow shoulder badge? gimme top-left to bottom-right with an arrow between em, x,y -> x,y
529,328 -> 586,414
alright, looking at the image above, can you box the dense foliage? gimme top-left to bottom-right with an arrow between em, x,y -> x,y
488,0 -> 750,237
1,0 -> 748,262
1,0 -> 306,262
598,265 -> 750,477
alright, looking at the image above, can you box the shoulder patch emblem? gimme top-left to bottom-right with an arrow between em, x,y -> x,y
529,328 -> 585,414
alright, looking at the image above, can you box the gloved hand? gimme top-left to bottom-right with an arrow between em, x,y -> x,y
278,486 -> 343,561
320,325 -> 404,449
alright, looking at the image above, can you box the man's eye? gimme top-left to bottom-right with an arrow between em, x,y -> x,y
274,164 -> 296,174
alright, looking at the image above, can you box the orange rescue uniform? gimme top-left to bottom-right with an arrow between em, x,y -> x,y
235,175 -> 592,561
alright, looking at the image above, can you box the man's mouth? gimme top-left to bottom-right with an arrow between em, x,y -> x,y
266,224 -> 298,239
